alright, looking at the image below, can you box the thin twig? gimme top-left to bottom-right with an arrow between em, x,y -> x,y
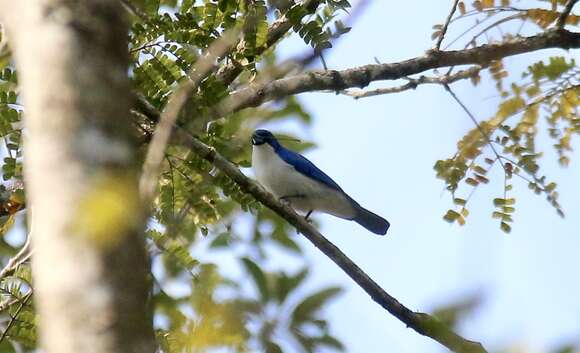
444,84 -> 507,171
445,11 -> 501,50
0,235 -> 32,280
0,290 -> 31,345
215,0 -> 322,85
449,7 -> 523,24
435,0 -> 461,50
556,0 -> 579,28
139,30 -> 239,203
344,66 -> 482,99
462,13 -> 526,50
0,296 -> 21,313
178,130 -> 487,353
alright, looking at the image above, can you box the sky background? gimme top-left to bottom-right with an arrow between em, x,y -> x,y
250,1 -> 580,352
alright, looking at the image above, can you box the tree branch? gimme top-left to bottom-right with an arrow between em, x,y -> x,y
343,65 -> 482,99
224,28 -> 579,112
1,1 -> 155,352
177,129 -> 487,353
0,290 -> 32,345
556,0 -> 579,28
435,0 -> 460,50
0,234 -> 31,280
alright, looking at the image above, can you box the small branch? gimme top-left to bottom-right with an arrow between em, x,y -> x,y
556,0 -> 579,28
0,296 -> 22,312
0,290 -> 32,345
344,66 -> 482,99
462,13 -> 526,50
139,30 -> 239,203
177,130 -> 487,353
0,234 -> 32,280
435,0 -> 461,50
444,85 -> 506,171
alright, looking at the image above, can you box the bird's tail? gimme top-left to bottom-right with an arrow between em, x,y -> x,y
353,204 -> 390,236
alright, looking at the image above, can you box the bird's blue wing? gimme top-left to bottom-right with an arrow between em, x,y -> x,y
275,147 -> 343,192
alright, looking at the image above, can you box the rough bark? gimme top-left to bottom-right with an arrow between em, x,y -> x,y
0,1 -> 154,353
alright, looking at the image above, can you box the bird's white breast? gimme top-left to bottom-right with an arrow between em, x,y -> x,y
251,144 -> 356,219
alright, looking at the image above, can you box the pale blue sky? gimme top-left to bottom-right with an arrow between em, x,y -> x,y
265,1 -> 580,352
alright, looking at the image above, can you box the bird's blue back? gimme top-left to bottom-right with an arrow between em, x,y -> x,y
273,145 -> 344,192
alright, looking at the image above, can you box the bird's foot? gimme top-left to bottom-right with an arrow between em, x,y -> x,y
279,194 -> 306,207
279,197 -> 292,207
294,210 -> 314,235
304,210 -> 313,223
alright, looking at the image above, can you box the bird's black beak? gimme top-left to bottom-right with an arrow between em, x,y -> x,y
250,135 -> 266,146
251,136 -> 263,145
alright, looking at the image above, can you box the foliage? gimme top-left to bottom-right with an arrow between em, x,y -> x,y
432,0 -> 578,233
2,0 -> 351,352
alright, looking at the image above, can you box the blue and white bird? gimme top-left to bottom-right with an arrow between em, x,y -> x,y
251,129 -> 389,235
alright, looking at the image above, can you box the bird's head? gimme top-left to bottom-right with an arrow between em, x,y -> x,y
251,129 -> 278,146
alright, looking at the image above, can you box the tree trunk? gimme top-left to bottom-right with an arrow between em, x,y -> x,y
0,1 -> 154,353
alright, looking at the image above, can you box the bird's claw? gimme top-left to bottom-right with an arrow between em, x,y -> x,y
279,197 -> 292,207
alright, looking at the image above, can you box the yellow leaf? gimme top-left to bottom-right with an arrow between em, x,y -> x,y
458,2 -> 466,15
496,96 -> 525,119
482,0 -> 494,8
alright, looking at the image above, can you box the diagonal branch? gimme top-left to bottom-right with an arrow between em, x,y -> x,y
0,290 -> 32,345
556,0 -> 579,28
0,234 -> 32,280
177,129 -> 487,353
223,28 -> 579,113
435,0 -> 461,50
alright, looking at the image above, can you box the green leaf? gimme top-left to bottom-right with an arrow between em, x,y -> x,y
271,231 -> 301,253
265,341 -> 283,353
275,268 -> 308,304
500,221 -> 512,233
241,257 -> 269,301
291,287 -> 341,325
443,209 -> 461,223
209,232 -> 231,248
316,334 -> 344,351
